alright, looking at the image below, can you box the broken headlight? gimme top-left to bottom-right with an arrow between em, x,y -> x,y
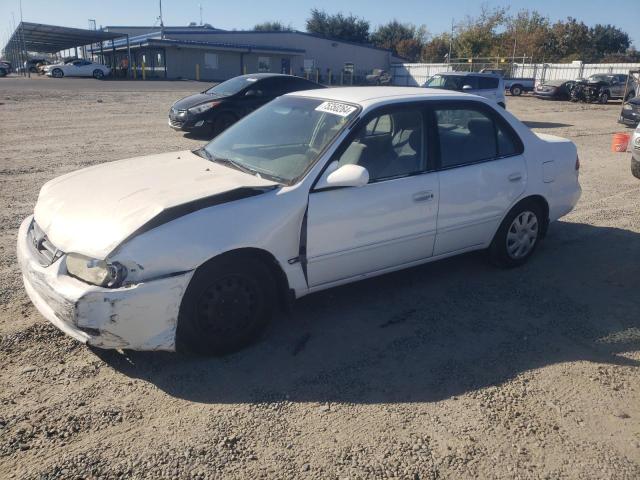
66,253 -> 127,287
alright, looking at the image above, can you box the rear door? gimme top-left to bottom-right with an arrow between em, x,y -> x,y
475,76 -> 499,102
430,101 -> 526,255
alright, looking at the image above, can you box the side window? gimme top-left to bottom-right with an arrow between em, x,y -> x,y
478,77 -> 499,89
435,106 -> 521,168
337,109 -> 425,182
463,76 -> 479,90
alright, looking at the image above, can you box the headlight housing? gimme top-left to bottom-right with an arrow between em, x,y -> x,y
188,101 -> 220,115
623,103 -> 632,110
66,253 -> 127,287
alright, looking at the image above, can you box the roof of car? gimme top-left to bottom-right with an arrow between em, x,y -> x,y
288,86 -> 473,107
437,71 -> 500,77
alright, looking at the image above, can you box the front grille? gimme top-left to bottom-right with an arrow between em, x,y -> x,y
28,220 -> 63,267
169,117 -> 184,127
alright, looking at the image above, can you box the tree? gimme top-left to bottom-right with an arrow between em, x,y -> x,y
453,6 -> 507,59
550,17 -> 592,61
253,21 -> 293,32
590,24 -> 630,58
501,10 -> 553,62
305,9 -> 370,43
422,34 -> 452,62
370,20 -> 427,61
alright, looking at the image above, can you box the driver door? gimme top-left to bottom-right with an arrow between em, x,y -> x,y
306,106 -> 439,288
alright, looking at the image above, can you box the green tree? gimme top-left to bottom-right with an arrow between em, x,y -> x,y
454,6 -> 507,59
550,17 -> 592,61
305,9 -> 370,43
590,24 -> 630,58
501,10 -> 553,62
253,21 -> 293,32
370,20 -> 427,60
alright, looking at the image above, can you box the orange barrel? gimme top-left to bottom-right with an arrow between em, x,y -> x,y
611,132 -> 631,152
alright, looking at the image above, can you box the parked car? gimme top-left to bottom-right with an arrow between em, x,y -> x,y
534,80 -> 577,100
0,60 -> 12,75
366,69 -> 392,85
44,59 -> 111,79
570,78 -> 614,103
583,74 -> 635,102
424,72 -> 506,107
169,73 -> 325,137
631,125 -> 640,179
619,97 -> 640,127
479,68 -> 535,96
18,87 -> 581,354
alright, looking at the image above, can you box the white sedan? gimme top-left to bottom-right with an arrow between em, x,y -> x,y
18,87 -> 581,354
45,59 -> 110,79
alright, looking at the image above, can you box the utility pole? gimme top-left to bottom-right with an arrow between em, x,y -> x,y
448,18 -> 454,65
159,0 -> 165,39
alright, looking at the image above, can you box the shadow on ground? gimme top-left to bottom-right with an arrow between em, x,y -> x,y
523,121 -> 573,129
95,221 -> 640,404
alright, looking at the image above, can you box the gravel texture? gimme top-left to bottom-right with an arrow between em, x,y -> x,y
0,76 -> 639,479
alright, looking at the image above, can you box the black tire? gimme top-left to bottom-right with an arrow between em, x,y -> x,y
599,92 -> 609,104
176,255 -> 275,355
93,69 -> 104,79
489,199 -> 544,268
632,159 -> 640,180
510,85 -> 523,96
51,68 -> 64,78
213,112 -> 237,136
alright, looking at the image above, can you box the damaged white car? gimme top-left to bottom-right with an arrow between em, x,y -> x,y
18,87 -> 581,354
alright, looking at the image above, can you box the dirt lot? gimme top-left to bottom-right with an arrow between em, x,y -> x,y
0,76 -> 639,480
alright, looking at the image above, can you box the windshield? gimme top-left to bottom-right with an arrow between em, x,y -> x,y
425,75 -> 464,90
202,96 -> 359,183
205,76 -> 260,96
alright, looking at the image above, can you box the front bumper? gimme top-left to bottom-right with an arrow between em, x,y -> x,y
17,216 -> 193,351
618,110 -> 640,127
168,111 -> 209,132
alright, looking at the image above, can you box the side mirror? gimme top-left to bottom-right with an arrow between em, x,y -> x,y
462,84 -> 473,91
315,162 -> 369,190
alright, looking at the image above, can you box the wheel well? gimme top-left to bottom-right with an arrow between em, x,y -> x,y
517,195 -> 550,236
195,248 -> 292,310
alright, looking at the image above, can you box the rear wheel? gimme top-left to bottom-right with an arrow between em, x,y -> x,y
489,200 -> 544,268
176,256 -> 275,355
599,91 -> 609,104
510,85 -> 523,96
51,68 -> 64,78
93,69 -> 104,79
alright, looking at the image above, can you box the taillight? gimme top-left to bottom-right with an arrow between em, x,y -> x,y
575,155 -> 580,171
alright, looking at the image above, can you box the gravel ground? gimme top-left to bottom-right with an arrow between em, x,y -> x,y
0,76 -> 639,480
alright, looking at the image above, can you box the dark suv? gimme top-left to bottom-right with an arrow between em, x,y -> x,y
169,73 -> 325,137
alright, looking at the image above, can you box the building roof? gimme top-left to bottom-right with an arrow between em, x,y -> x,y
4,22 -> 126,53
106,33 -> 305,55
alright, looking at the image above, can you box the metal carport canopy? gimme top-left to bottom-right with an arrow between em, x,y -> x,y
5,21 -> 126,53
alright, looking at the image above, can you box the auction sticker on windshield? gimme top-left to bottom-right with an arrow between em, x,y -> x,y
315,101 -> 358,117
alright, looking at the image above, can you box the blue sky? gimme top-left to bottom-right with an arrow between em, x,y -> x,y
2,0 -> 639,48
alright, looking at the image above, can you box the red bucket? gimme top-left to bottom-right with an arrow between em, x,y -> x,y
611,132 -> 631,152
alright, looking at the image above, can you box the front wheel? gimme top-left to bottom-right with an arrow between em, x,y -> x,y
51,68 -> 64,78
489,200 -> 544,268
599,92 -> 609,104
213,112 -> 237,136
176,256 -> 275,355
93,69 -> 104,79
510,85 -> 523,96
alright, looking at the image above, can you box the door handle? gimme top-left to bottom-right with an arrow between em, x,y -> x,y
413,191 -> 435,202
508,173 -> 523,182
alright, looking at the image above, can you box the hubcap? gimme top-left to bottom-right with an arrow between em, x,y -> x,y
195,275 -> 259,340
506,211 -> 538,259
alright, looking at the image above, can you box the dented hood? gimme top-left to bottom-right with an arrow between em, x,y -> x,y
34,150 -> 277,259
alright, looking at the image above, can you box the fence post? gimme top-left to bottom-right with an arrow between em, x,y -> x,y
327,69 -> 331,85
142,62 -> 146,80
195,63 -> 200,81
340,70 -> 344,85
315,68 -> 319,83
133,64 -> 137,79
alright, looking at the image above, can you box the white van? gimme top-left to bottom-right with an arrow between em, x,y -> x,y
424,72 -> 506,108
